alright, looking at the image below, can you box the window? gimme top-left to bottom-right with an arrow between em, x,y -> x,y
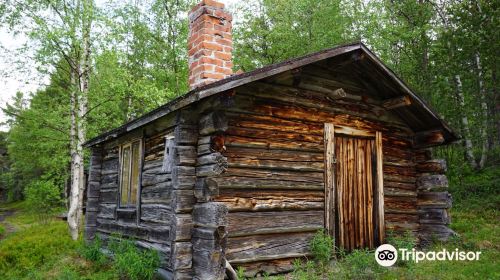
119,139 -> 142,207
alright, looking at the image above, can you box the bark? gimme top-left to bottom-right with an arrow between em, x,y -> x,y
493,68 -> 500,146
453,74 -> 477,169
475,53 -> 489,169
68,67 -> 81,240
67,0 -> 93,241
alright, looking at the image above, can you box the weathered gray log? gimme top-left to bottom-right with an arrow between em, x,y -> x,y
214,176 -> 324,190
197,152 -> 227,166
143,159 -> 164,172
174,146 -> 197,166
172,166 -> 196,189
194,177 -> 219,202
142,173 -> 170,187
99,189 -> 117,203
196,162 -> 228,177
140,204 -> 172,224
416,159 -> 447,174
226,232 -> 313,263
419,224 -> 456,243
199,111 -> 228,135
192,202 -> 228,280
175,124 -> 198,145
97,204 -> 115,219
172,242 -> 192,270
226,211 -> 323,237
416,174 -> 448,191
418,208 -> 451,224
172,214 -> 193,241
193,202 -> 228,228
101,174 -> 118,185
96,218 -> 171,244
141,182 -> 172,204
417,192 -> 452,209
223,167 -> 324,183
172,190 -> 195,213
162,137 -> 175,173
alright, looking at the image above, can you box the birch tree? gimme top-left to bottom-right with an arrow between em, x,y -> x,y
0,0 -> 95,239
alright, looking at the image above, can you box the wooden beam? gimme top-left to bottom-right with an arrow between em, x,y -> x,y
324,123 -> 335,239
382,95 -> 412,110
375,131 -> 385,243
414,130 -> 445,148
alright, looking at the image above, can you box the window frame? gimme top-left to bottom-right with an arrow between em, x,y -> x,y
118,138 -> 143,209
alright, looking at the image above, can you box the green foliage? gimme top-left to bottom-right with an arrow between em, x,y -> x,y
108,238 -> 160,280
24,180 -> 63,222
291,260 -> 320,280
0,221 -> 77,278
337,249 -> 381,280
310,229 -> 334,265
79,236 -> 108,266
236,266 -> 246,279
0,225 -> 4,236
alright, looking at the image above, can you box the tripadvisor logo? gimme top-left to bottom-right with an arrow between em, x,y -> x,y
375,244 -> 482,267
375,244 -> 398,267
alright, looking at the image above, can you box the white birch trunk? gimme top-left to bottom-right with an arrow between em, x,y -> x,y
475,53 -> 488,169
68,68 -> 81,240
454,74 -> 478,169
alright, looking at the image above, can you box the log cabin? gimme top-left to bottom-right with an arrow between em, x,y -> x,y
83,0 -> 458,279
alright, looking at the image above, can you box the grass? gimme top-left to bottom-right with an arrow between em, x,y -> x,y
0,202 -> 117,280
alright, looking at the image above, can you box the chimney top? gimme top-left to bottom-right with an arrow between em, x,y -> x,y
188,0 -> 233,90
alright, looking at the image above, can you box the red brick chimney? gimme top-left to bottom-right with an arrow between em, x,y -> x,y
188,0 -> 233,90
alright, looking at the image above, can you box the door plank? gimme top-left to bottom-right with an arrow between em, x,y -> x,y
376,131 -> 385,244
323,123 -> 335,239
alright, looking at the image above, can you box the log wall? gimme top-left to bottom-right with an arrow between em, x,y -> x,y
415,149 -> 455,244
212,81 -> 420,276
87,109 -> 198,279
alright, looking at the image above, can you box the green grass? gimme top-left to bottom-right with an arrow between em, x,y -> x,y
0,202 -> 117,280
0,225 -> 4,236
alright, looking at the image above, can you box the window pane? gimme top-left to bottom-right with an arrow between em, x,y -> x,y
130,141 -> 141,205
120,146 -> 131,206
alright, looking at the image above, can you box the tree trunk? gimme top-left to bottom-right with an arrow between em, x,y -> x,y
493,68 -> 500,147
68,67 -> 81,240
67,0 -> 93,241
453,74 -> 477,169
475,53 -> 489,169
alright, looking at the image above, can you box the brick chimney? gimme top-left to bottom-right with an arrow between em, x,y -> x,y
188,0 -> 233,90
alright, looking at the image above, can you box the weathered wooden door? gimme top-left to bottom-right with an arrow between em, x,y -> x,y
324,124 -> 384,251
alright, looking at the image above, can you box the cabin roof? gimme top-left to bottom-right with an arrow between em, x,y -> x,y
84,42 -> 458,147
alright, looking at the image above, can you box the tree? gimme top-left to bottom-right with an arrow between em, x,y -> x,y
0,0 -> 96,239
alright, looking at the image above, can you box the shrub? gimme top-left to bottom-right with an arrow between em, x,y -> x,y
338,249 -> 380,279
0,221 -> 76,278
24,180 -> 63,222
236,266 -> 246,279
0,225 -> 5,236
79,236 -> 108,266
310,230 -> 334,265
109,238 -> 160,280
292,259 -> 320,280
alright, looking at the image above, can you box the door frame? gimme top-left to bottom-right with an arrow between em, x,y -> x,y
324,123 -> 385,250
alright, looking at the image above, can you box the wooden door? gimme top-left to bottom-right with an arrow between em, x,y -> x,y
324,124 -> 384,251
